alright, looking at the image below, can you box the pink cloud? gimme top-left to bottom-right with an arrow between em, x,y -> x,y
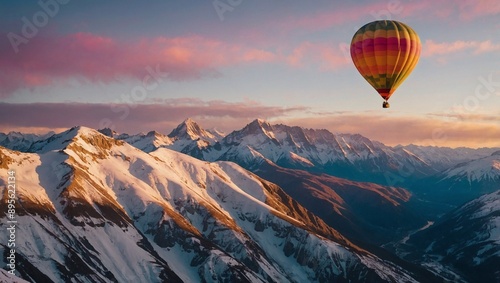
1,31 -> 355,96
423,39 -> 500,57
458,0 -> 500,20
0,31 -> 356,96
0,33 -> 279,96
241,49 -> 276,62
381,0 -> 500,22
276,0 -> 499,34
399,0 -> 500,20
285,42 -> 351,70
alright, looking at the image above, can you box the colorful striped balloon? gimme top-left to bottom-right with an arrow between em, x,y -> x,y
350,20 -> 421,107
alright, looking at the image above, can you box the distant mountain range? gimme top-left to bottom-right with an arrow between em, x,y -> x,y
413,150 -> 500,205
0,119 -> 498,282
97,118 -> 499,206
4,119 -> 496,187
0,126 -> 438,282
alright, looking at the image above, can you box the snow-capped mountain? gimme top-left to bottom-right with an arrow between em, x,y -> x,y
413,151 -> 500,206
3,119 -> 497,188
0,131 -> 55,152
220,119 -> 401,173
441,150 -> 500,183
100,119 -> 222,160
396,145 -> 500,172
112,130 -> 173,153
407,190 -> 500,283
162,119 -> 439,185
0,126 -> 429,282
156,119 -> 496,186
168,118 -> 219,144
166,118 -> 222,160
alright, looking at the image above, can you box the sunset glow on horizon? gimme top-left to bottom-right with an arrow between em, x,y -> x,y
1,0 -> 499,148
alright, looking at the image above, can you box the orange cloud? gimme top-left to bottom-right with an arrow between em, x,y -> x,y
277,112 -> 500,148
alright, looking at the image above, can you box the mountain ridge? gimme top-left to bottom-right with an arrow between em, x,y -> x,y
406,190 -> 500,283
0,126 -> 432,282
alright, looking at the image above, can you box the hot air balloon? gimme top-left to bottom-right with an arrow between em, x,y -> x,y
350,20 -> 421,108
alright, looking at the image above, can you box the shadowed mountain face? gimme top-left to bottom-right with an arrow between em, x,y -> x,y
412,151 -> 500,206
406,190 -> 500,283
255,161 -> 426,246
0,127 -> 433,283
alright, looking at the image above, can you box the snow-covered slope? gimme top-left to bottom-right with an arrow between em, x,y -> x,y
0,269 -> 29,283
0,127 -> 423,282
397,145 -> 500,171
412,151 -> 500,206
408,190 -> 500,283
441,151 -> 500,183
112,130 -> 173,153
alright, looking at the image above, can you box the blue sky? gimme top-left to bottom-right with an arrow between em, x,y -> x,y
1,0 -> 499,147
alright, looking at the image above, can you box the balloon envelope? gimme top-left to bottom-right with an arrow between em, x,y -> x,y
350,20 -> 421,102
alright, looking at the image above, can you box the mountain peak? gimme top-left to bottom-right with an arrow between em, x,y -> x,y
242,118 -> 274,134
183,117 -> 196,125
98,127 -> 117,138
442,152 -> 500,183
252,118 -> 271,127
168,118 -> 217,143
69,126 -> 107,137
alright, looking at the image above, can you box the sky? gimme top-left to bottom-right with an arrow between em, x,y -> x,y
0,0 -> 499,148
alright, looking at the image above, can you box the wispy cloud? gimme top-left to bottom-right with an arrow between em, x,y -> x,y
457,0 -> 500,20
279,2 -> 389,32
277,0 -> 500,33
277,112 -> 500,148
423,39 -> 500,59
428,110 -> 500,123
1,102 -> 498,148
0,100 -> 307,134
387,0 -> 500,21
285,42 -> 351,70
